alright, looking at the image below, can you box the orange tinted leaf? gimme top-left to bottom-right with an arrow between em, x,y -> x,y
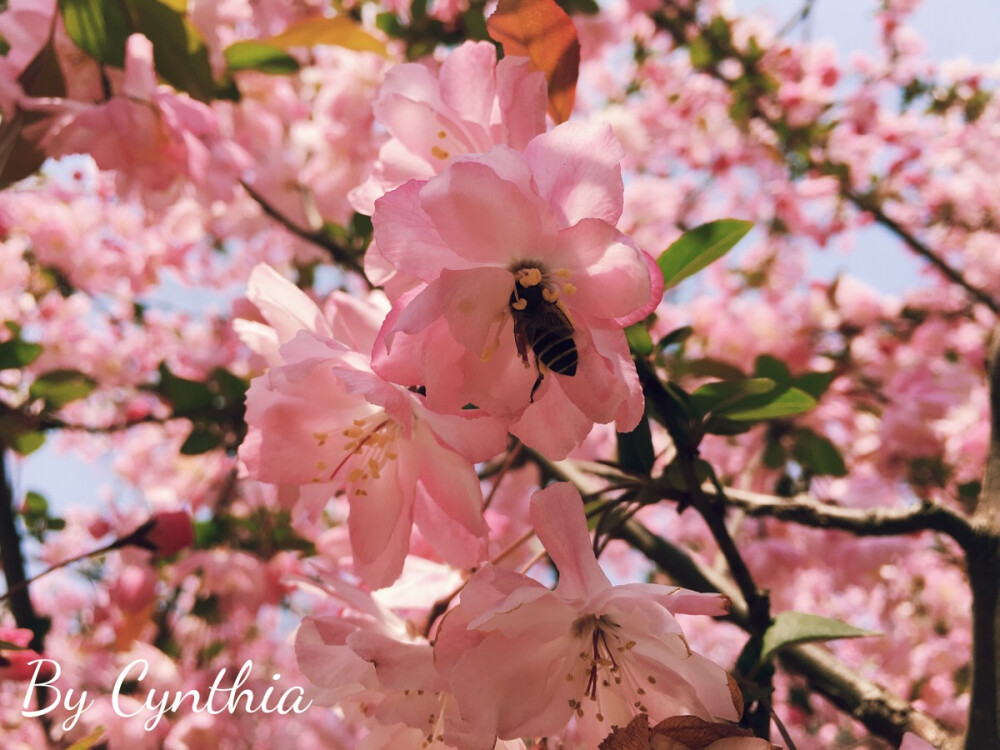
263,16 -> 388,57
487,0 -> 580,123
599,714 -> 650,750
651,715 -> 757,748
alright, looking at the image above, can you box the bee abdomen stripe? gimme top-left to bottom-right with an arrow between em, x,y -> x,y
534,334 -> 578,375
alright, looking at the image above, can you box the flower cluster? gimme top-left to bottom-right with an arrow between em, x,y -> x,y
236,40 -> 739,749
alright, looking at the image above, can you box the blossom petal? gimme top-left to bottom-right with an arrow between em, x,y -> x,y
439,41 -> 498,133
374,180 -> 472,278
245,263 -> 332,345
437,266 -> 513,353
348,457 -> 416,589
413,423 -> 489,569
495,56 -> 547,151
530,483 -> 610,600
524,121 -> 624,226
419,159 -> 553,266
553,220 -> 652,321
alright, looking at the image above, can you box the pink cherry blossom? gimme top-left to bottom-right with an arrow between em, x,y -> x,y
349,40 -> 547,216
434,483 -> 740,746
31,34 -> 249,197
372,122 -> 661,458
238,264 -> 505,587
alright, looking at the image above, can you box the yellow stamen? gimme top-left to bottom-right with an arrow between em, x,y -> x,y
511,297 -> 528,311
517,268 -> 543,287
542,287 -> 560,303
563,283 -> 577,295
431,146 -> 449,160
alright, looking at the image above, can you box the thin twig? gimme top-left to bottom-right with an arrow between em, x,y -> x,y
717,485 -> 977,549
241,180 -> 373,287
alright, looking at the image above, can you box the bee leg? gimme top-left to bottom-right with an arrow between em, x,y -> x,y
529,371 -> 544,403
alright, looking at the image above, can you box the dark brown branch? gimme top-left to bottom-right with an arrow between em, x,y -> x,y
847,191 -> 999,315
616,520 -> 961,750
0,448 -> 46,649
718,486 -> 977,548
566,459 -> 977,547
0,445 -> 54,739
38,413 -> 168,434
963,324 -> 1000,747
241,180 -> 373,287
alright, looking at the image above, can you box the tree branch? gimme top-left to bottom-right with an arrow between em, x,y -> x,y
650,3 -> 999,315
962,324 -> 1000,747
0,447 -> 46,650
241,180 -> 373,287
616,519 -> 961,750
718,486 -> 977,548
539,454 -> 959,747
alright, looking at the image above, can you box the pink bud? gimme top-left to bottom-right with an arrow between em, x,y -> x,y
125,510 -> 194,557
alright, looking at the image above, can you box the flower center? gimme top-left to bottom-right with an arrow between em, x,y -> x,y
312,411 -> 402,493
567,614 -> 653,724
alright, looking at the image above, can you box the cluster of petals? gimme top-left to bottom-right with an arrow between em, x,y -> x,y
294,570 -> 525,750
371,121 -> 661,458
237,264 -> 505,588
349,40 -> 548,217
433,483 -> 741,748
30,34 -> 248,197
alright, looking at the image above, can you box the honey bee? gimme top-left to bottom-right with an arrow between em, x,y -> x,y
510,273 -> 578,402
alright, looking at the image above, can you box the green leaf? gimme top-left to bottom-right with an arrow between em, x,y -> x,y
22,490 -> 47,516
263,15 -> 388,57
617,416 -> 654,475
677,357 -> 745,382
761,611 -> 878,663
656,325 -> 694,351
754,355 -> 791,386
0,39 -> 65,189
208,367 -> 248,404
762,440 -> 786,469
11,430 -> 44,455
180,425 -> 222,455
701,415 -> 754,436
689,378 -> 775,418
223,41 -> 300,74
193,518 -> 224,549
58,0 -> 130,66
154,363 -> 214,416
0,338 -> 42,369
624,323 -> 653,357
717,387 -> 817,421
0,639 -> 27,651
30,370 -> 97,408
791,428 -> 847,477
794,371 -> 836,399
126,0 -> 215,101
657,220 -> 753,290
557,0 -> 600,14
663,457 -> 711,492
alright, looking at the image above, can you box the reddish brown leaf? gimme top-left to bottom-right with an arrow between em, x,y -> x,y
599,713 -> 651,750
651,715 -> 757,749
0,39 -> 66,190
486,0 -> 580,123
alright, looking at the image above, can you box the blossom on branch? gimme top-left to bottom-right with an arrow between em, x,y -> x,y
372,122 -> 661,458
434,483 -> 740,747
238,264 -> 505,588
